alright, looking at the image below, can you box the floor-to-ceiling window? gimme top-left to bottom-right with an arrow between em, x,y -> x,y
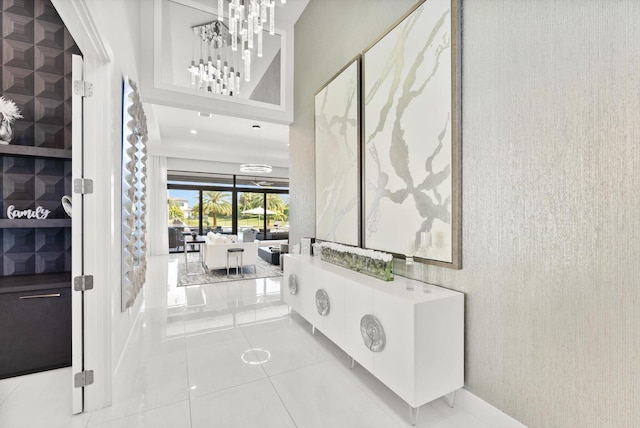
167,173 -> 289,253
200,190 -> 233,234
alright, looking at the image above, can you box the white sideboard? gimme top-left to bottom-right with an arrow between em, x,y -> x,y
283,254 -> 464,422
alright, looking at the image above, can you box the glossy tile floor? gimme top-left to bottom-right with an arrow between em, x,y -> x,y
0,255 -> 490,428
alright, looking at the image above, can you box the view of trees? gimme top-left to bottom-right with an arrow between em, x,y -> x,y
168,199 -> 185,222
238,193 -> 288,226
169,190 -> 288,230
192,191 -> 233,226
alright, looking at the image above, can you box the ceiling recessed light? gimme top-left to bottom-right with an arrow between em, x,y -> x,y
198,112 -> 213,118
252,124 -> 261,130
190,129 -> 197,134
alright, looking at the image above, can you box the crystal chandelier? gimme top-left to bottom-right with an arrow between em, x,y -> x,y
188,0 -> 286,97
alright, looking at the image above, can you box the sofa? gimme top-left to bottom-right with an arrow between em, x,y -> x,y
202,232 -> 258,274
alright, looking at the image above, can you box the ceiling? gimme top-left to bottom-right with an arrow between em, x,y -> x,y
148,105 -> 290,167
144,0 -> 309,172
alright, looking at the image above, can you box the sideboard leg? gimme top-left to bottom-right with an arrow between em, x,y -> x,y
350,357 -> 355,370
312,325 -> 316,335
409,405 -> 419,426
446,390 -> 457,408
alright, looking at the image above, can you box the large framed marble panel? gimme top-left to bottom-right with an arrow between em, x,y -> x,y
315,57 -> 360,247
363,0 -> 461,268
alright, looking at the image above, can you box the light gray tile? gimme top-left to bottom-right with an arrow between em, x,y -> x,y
270,361 -> 399,428
190,378 -> 295,428
88,400 -> 191,428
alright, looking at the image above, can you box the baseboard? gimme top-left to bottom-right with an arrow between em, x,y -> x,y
456,388 -> 527,428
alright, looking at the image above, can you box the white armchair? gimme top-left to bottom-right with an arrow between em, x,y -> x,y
202,233 -> 258,273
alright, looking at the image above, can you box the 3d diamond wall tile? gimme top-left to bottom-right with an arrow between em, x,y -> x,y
2,11 -> 35,43
35,251 -> 66,273
35,228 -> 65,252
34,71 -> 64,101
2,39 -> 35,69
3,0 -> 36,18
1,0 -> 80,276
3,229 -> 36,253
3,156 -> 34,174
3,253 -> 36,275
34,19 -> 64,50
2,64 -> 34,94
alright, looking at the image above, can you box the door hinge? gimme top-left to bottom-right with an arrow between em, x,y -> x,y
74,275 -> 94,291
74,370 -> 94,388
73,80 -> 93,97
74,178 -> 93,194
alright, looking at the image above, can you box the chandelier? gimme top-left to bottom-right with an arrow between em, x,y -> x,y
240,163 -> 273,173
188,0 -> 286,97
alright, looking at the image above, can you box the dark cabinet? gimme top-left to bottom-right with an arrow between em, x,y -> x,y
0,273 -> 72,379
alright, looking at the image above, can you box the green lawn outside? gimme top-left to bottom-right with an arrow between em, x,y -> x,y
180,216 -> 287,229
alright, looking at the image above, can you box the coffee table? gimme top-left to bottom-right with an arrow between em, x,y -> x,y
258,246 -> 281,265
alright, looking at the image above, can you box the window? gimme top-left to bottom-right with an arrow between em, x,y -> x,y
167,172 -> 288,252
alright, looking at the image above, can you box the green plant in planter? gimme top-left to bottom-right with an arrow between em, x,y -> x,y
319,242 -> 393,281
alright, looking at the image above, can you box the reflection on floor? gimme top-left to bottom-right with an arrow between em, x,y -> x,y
0,255 -> 491,428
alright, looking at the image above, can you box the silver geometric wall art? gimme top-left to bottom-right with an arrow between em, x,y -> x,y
315,288 -> 330,316
362,0 -> 461,268
288,273 -> 298,295
121,77 -> 149,311
315,56 -> 360,247
360,314 -> 386,352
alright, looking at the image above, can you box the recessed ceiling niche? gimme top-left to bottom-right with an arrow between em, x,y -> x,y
146,0 -> 293,112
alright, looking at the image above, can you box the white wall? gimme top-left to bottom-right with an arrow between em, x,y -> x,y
291,1 -> 640,427
83,0 -> 145,376
55,0 -> 146,407
167,157 -> 289,179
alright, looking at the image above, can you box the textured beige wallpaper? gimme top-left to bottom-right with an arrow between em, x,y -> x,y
291,1 -> 640,427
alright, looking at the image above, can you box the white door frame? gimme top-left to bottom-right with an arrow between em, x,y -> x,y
52,0 -> 113,412
70,53 -> 83,414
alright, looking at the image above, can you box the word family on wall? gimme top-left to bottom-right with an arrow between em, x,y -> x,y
6,205 -> 51,220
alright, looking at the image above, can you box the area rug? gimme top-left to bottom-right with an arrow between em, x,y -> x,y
178,254 -> 283,286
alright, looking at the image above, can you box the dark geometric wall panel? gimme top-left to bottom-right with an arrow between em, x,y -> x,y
34,19 -> 64,50
3,228 -> 35,253
1,0 -> 80,276
1,0 -> 78,149
1,154 -> 71,218
3,156 -> 35,174
2,63 -> 34,94
35,228 -> 66,252
3,175 -> 36,201
3,252 -> 35,276
2,11 -> 35,44
3,40 -> 35,69
3,0 -> 36,18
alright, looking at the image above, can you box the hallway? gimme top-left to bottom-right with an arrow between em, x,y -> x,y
0,255 -> 489,428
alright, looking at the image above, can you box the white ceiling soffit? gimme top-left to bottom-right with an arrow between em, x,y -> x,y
139,0 -> 309,125
147,104 -> 290,168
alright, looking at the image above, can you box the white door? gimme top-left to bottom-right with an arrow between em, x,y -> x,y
71,53 -> 85,414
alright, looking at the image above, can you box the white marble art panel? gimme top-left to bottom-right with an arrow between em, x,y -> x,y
315,58 -> 360,246
364,0 -> 456,263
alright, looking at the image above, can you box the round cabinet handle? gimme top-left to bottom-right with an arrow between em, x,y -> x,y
288,274 -> 298,295
360,314 -> 386,352
315,289 -> 330,316
19,293 -> 61,299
